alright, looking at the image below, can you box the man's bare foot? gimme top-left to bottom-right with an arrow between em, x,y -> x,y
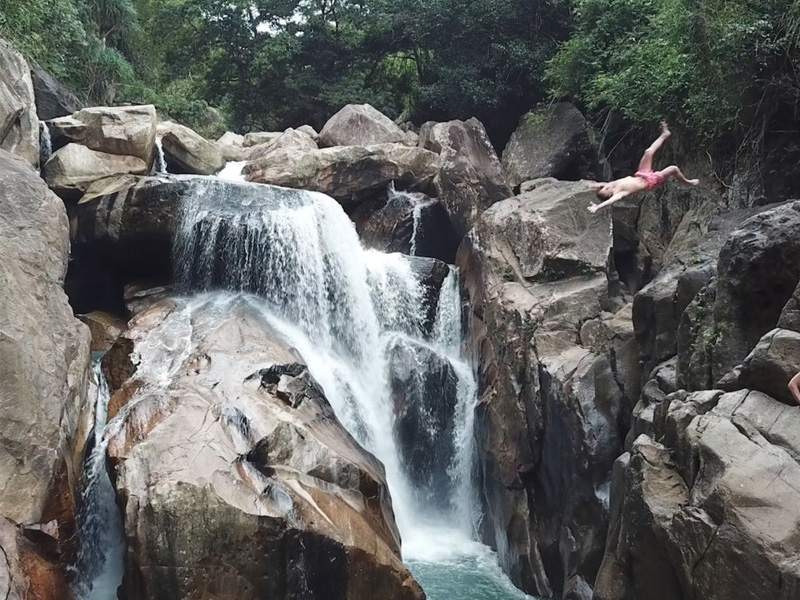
661,121 -> 671,137
688,178 -> 700,186
587,203 -> 600,213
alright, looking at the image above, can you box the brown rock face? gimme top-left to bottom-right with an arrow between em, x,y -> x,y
421,118 -> 512,237
244,143 -> 439,209
0,148 -> 91,525
458,179 -> 633,597
0,516 -> 73,600
319,104 -> 407,148
0,39 -> 39,166
105,295 -> 424,600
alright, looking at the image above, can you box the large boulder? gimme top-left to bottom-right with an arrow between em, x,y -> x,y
420,118 -> 512,236
247,127 -> 318,162
157,121 -> 225,175
244,144 -> 439,209
243,131 -> 281,147
320,104 -> 407,148
30,63 -> 83,121
712,202 -> 800,379
215,131 -> 247,161
48,104 -> 157,165
595,391 -> 800,600
42,143 -> 147,198
457,178 -> 628,598
0,149 -> 91,525
634,203 -> 787,375
502,103 -> 600,187
105,295 -> 424,600
0,39 -> 39,166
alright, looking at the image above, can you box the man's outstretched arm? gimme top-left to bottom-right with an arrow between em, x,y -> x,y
588,191 -> 629,213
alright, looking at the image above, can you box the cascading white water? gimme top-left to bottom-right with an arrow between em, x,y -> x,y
173,178 -> 480,550
151,137 -> 167,174
72,358 -> 125,600
387,184 -> 437,256
218,160 -> 247,181
39,122 -> 52,165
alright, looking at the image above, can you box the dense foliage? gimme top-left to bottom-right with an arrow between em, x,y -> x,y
2,0 -> 800,154
548,0 -> 800,141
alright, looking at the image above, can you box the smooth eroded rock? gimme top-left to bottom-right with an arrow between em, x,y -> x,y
158,121 -> 225,175
30,63 -> 82,121
320,104 -> 407,148
244,143 -> 439,209
49,104 -> 156,165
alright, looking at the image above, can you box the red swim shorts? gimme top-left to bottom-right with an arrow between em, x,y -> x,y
634,169 -> 667,191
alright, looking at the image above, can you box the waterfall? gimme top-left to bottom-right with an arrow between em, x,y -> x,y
387,184 -> 436,256
151,137 -> 167,174
218,160 -> 247,181
39,122 -> 52,165
72,358 -> 125,600
173,179 -> 480,553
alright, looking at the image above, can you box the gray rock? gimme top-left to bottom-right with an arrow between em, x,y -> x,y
319,104 -> 406,147
242,131 -> 281,147
49,104 -> 157,166
247,127 -> 317,162
158,121 -> 225,175
214,131 -> 247,161
42,143 -> 147,198
0,39 -> 39,166
737,328 -> 800,405
502,103 -> 600,187
421,118 -> 512,236
30,63 -> 82,120
456,176 -> 625,598
296,124 -> 319,142
712,201 -> 800,380
244,143 -> 439,209
106,296 -> 424,600
0,149 -> 91,524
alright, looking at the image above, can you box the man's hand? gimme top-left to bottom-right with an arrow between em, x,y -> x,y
587,203 -> 601,213
789,371 -> 800,405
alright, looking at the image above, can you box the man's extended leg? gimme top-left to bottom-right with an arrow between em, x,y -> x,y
638,122 -> 671,171
659,165 -> 699,187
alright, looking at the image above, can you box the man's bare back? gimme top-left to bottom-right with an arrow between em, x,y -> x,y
588,123 -> 699,213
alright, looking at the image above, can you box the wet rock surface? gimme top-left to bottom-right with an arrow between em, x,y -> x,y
105,295 -> 424,600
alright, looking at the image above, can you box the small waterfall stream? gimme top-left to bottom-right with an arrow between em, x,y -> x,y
39,122 -> 52,165
150,137 -> 167,174
72,358 -> 125,600
387,185 -> 437,256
